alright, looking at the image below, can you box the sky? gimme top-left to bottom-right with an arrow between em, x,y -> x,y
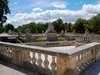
7,0 -> 100,27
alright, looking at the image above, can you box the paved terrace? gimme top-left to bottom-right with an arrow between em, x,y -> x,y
0,64 -> 26,75
0,61 -> 38,75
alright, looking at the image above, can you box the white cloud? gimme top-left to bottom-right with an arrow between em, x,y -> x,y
7,3 -> 100,27
83,3 -> 100,14
13,1 -> 67,11
32,8 -> 43,12
51,2 -> 66,9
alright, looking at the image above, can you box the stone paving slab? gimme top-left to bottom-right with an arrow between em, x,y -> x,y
0,61 -> 38,75
0,64 -> 26,75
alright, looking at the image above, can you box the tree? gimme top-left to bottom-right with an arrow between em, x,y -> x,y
0,0 -> 10,26
88,14 -> 100,33
84,20 -> 94,33
73,18 -> 86,33
17,22 -> 48,33
52,18 -> 64,33
0,26 -> 4,33
64,22 -> 73,32
16,14 -> 100,34
4,23 -> 14,32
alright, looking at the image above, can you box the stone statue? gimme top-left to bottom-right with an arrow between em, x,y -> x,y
60,30 -> 65,37
8,30 -> 13,35
84,30 -> 89,36
25,28 -> 32,42
48,23 -> 54,31
45,23 -> 57,41
25,28 -> 36,42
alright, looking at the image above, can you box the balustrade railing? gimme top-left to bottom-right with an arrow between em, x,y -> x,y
76,35 -> 100,43
0,42 -> 100,75
24,41 -> 75,47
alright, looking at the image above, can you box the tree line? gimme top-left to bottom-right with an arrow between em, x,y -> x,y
0,14 -> 100,34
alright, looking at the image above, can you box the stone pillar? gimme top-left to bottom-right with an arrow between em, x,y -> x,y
21,49 -> 30,63
12,49 -> 17,64
57,54 -> 76,75
13,49 -> 21,65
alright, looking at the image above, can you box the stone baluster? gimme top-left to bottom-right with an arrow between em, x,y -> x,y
85,51 -> 88,62
50,56 -> 57,75
88,50 -> 91,59
78,54 -> 81,67
10,48 -> 13,62
91,49 -> 95,61
37,53 -> 42,67
8,47 -> 10,57
84,52 -> 87,63
86,51 -> 89,60
83,53 -> 85,63
7,47 -> 11,62
86,51 -> 88,59
51,56 -> 56,71
1,46 -> 4,55
7,47 -> 8,56
80,54 -> 82,66
32,52 -> 36,64
2,46 -> 5,56
43,54 -> 49,69
9,48 -> 12,58
88,50 -> 92,61
81,53 -> 84,63
3,46 -> 5,56
4,47 -> 6,56
90,50 -> 93,62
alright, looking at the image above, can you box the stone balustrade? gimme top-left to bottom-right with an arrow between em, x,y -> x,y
76,35 -> 100,46
24,41 -> 75,47
0,42 -> 100,75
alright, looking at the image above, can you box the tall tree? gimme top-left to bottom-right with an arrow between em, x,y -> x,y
0,0 -> 10,26
52,18 -> 64,33
73,18 -> 86,33
88,14 -> 100,33
4,23 -> 14,32
64,23 -> 72,32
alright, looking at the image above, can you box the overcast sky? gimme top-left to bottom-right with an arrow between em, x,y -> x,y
7,0 -> 100,27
